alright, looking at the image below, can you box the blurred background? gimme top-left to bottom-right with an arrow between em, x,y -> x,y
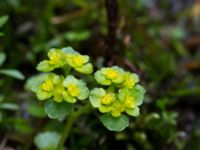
0,0 -> 200,149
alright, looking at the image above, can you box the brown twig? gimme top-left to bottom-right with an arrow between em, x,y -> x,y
105,0 -> 119,65
50,9 -> 85,25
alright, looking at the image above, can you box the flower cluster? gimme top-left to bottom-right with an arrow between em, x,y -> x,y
32,74 -> 89,103
30,46 -> 145,131
94,66 -> 139,88
31,47 -> 92,103
90,66 -> 145,117
37,47 -> 93,74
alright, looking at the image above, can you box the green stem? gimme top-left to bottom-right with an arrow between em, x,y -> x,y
56,103 -> 92,150
63,65 -> 71,76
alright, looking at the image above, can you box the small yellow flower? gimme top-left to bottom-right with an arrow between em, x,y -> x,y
94,66 -> 124,85
37,49 -> 65,72
35,74 -> 62,101
65,53 -> 93,74
48,51 -> 61,65
111,101 -> 125,117
63,75 -> 89,103
106,69 -> 119,79
122,72 -> 139,88
72,55 -> 85,67
67,84 -> 80,97
124,96 -> 136,109
41,79 -> 54,92
101,93 -> 115,105
89,88 -> 115,113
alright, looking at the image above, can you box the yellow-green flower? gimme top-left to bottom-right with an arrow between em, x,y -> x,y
110,101 -> 125,117
94,66 -> 124,85
35,74 -> 61,101
52,76 -> 65,102
36,47 -> 93,74
121,72 -> 139,88
90,85 -> 145,118
63,75 -> 89,103
89,88 -> 116,113
37,49 -> 65,72
117,86 -> 145,117
65,54 -> 93,74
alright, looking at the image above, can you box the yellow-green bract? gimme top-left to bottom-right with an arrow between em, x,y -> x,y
89,85 -> 145,117
90,66 -> 145,119
37,47 -> 93,74
32,74 -> 89,103
94,66 -> 124,85
94,66 -> 139,87
63,75 -> 89,103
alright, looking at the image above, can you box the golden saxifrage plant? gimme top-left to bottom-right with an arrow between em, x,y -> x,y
30,47 -> 145,149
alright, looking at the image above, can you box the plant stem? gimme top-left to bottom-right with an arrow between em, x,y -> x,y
56,103 -> 92,150
63,65 -> 71,76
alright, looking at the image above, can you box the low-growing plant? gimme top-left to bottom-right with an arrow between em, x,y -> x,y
29,47 -> 145,150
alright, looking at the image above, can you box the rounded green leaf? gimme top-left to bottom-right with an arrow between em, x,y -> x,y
77,82 -> 89,100
75,63 -> 93,74
44,100 -> 74,119
94,71 -> 111,85
34,132 -> 61,150
100,113 -> 129,132
37,61 -> 54,72
63,75 -> 78,87
99,105 -> 112,113
36,91 -> 52,100
132,85 -> 145,106
89,88 -> 105,107
61,47 -> 79,54
63,91 -> 76,103
125,107 -> 140,117
25,73 -> 49,92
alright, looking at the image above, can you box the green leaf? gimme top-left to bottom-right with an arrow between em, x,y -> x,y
37,60 -> 54,72
94,71 -> 111,85
100,113 -> 129,132
0,103 -> 19,111
25,73 -> 49,92
64,30 -> 91,41
0,69 -> 25,80
89,88 -> 105,107
7,0 -> 20,9
75,63 -> 93,74
44,100 -> 74,119
34,132 -> 61,150
61,47 -> 79,54
0,52 -> 6,66
156,98 -> 169,110
36,91 -> 52,101
0,15 -> 9,28
125,107 -> 140,117
27,103 -> 46,118
13,118 -> 32,133
132,85 -> 145,106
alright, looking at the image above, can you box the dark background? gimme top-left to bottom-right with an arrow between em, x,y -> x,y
0,0 -> 200,149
